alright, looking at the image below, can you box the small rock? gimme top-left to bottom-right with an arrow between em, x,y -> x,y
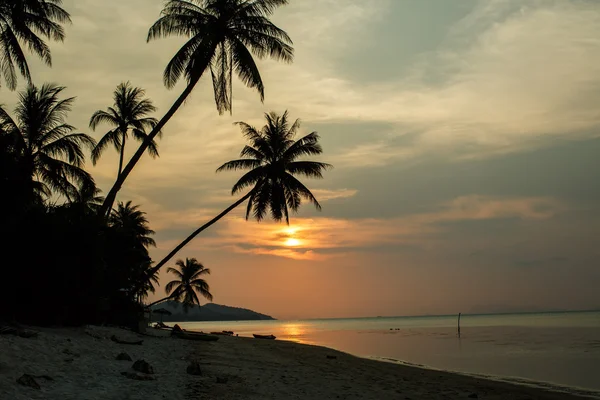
326,355 -> 337,359
16,374 -> 40,390
216,376 -> 228,384
17,330 -> 38,338
121,371 -> 156,381
186,361 -> 202,376
116,352 -> 132,361
62,348 -> 80,357
468,394 -> 478,399
132,359 -> 154,374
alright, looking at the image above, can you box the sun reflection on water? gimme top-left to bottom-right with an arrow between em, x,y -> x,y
282,324 -> 307,343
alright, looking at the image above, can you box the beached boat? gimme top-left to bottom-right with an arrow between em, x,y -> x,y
173,331 -> 219,341
210,331 -> 233,336
253,334 -> 276,340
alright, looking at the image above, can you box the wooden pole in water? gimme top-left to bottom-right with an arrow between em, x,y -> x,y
457,312 -> 461,337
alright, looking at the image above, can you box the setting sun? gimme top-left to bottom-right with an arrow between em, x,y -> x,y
284,238 -> 301,247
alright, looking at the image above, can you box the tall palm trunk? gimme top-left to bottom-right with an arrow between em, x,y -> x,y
99,74 -> 203,217
150,191 -> 253,275
117,129 -> 126,178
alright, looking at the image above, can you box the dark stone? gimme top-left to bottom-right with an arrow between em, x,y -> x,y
216,376 -> 228,384
116,352 -> 132,361
132,359 -> 154,374
16,374 -> 40,390
111,335 -> 143,345
62,348 -> 80,357
326,355 -> 337,359
468,394 -> 478,399
186,361 -> 202,376
17,330 -> 38,338
121,371 -> 156,381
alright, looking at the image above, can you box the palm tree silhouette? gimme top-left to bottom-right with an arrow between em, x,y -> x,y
134,260 -> 160,303
151,111 -> 331,273
99,0 -> 294,217
89,82 -> 159,180
110,200 -> 156,250
0,0 -> 71,90
147,258 -> 213,310
0,83 -> 96,201
68,183 -> 105,215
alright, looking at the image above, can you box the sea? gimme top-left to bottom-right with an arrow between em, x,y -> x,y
177,311 -> 600,397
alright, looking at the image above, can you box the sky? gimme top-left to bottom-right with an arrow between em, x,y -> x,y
3,0 -> 600,319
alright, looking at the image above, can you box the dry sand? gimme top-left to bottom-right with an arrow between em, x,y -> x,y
0,326 -> 595,400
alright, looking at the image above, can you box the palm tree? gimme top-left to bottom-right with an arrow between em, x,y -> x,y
90,82 -> 160,180
147,258 -> 213,310
133,260 -> 160,303
110,200 -> 156,249
0,83 -> 96,201
68,182 -> 105,215
99,0 -> 294,217
0,0 -> 71,90
151,111 -> 331,273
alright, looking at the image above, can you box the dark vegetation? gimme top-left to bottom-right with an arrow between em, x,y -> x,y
0,0 -> 329,327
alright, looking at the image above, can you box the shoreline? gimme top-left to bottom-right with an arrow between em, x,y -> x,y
368,355 -> 600,399
1,325 -> 597,399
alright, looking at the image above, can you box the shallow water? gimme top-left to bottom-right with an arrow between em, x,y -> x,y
177,311 -> 600,394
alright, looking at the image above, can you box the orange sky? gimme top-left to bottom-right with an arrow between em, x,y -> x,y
2,0 -> 600,319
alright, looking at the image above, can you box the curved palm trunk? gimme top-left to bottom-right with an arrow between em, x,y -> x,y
99,76 -> 202,218
146,294 -> 174,309
150,191 -> 253,275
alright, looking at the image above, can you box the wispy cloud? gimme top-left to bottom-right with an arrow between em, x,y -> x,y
160,195 -> 561,260
266,0 -> 600,166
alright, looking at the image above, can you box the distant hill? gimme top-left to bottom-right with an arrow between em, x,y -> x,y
149,301 -> 275,322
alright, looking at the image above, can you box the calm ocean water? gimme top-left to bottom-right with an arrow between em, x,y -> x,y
178,311 -> 600,396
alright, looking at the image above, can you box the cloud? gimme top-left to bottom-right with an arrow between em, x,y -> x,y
159,195 -> 561,260
310,188 -> 358,202
264,1 -> 600,166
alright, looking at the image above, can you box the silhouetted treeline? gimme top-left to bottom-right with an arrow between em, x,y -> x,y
0,85 -> 157,327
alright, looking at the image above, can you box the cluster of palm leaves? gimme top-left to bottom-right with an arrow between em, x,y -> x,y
1,0 -> 332,320
0,0 -> 71,90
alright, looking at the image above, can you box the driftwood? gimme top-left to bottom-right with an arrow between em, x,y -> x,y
111,335 -> 143,345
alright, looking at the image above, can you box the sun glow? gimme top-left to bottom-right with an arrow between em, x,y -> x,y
284,227 -> 298,235
284,238 -> 301,247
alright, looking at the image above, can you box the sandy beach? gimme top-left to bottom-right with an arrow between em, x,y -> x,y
0,326 -> 595,400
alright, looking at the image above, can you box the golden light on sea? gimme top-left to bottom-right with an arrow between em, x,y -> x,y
282,324 -> 307,343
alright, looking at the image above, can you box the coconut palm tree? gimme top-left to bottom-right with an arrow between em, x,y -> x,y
147,258 -> 213,310
99,0 -> 294,217
110,200 -> 156,250
89,82 -> 160,180
67,182 -> 105,215
151,111 -> 331,273
133,260 -> 160,303
0,0 -> 71,90
0,83 -> 96,201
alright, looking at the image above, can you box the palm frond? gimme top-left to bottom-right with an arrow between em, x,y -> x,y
286,161 -> 331,179
216,158 -> 261,172
230,166 -> 265,194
